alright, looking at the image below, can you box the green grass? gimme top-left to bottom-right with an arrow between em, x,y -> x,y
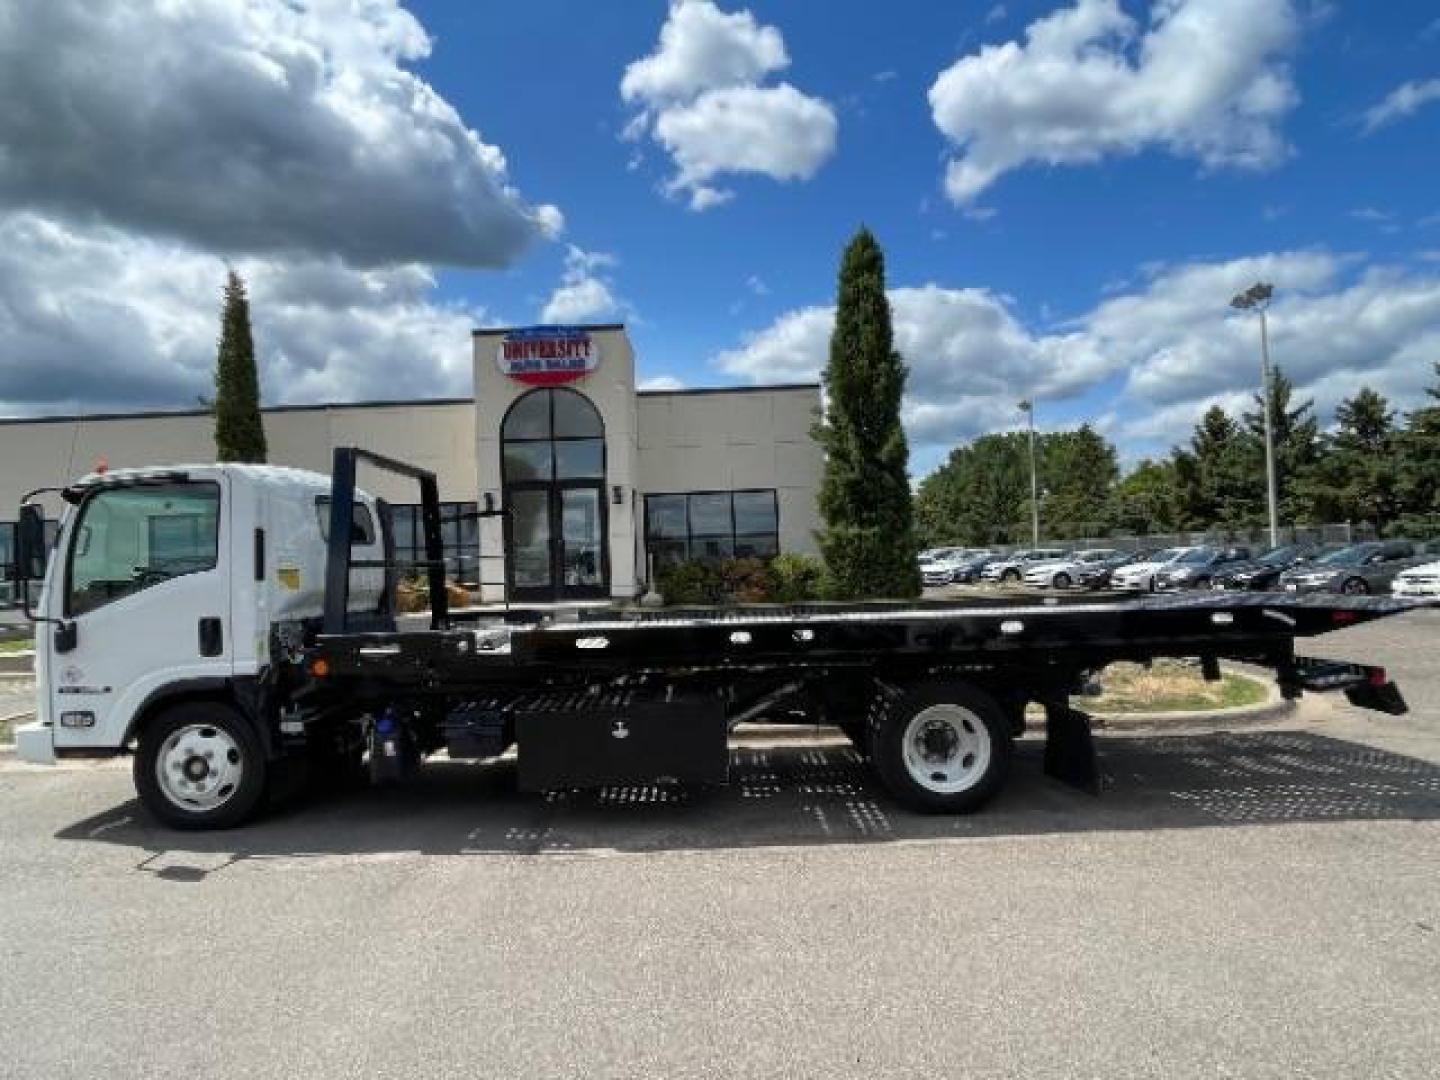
0,638 -> 35,654
1086,660 -> 1268,714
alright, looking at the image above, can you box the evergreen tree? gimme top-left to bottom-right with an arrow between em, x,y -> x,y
1112,458 -> 1181,534
1323,387 -> 1402,528
213,270 -> 267,463
1189,406 -> 1257,525
1040,424 -> 1118,535
816,229 -> 920,597
1242,366 -> 1318,524
1397,361 -> 1440,519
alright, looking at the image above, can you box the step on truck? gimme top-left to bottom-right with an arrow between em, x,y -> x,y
10,448 -> 1419,830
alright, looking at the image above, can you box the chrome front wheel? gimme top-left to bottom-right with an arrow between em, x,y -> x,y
155,723 -> 245,812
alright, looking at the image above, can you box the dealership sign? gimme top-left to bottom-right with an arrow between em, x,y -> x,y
495,326 -> 601,386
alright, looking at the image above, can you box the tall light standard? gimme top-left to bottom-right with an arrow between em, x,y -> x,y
1230,282 -> 1279,549
1019,399 -> 1039,546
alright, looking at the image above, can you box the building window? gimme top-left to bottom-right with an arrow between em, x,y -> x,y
501,387 -> 605,483
644,491 -> 779,565
388,502 -> 480,586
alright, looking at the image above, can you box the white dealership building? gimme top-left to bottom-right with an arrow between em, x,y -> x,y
0,325 -> 823,603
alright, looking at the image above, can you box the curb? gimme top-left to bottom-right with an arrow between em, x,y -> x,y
0,653 -> 35,675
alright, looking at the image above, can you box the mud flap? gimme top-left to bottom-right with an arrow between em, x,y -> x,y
1044,704 -> 1100,795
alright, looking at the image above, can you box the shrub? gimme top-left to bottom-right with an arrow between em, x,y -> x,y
721,557 -> 775,603
770,552 -> 825,603
657,560 -> 725,605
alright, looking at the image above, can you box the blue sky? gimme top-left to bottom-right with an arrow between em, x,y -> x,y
2,0 -> 1438,476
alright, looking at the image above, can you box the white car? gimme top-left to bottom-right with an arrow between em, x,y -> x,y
1022,548 -> 1122,589
1108,546 -> 1202,592
1391,559 -> 1440,598
921,549 -> 979,586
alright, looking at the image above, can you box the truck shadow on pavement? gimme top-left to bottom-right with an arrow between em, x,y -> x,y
54,729 -> 1440,878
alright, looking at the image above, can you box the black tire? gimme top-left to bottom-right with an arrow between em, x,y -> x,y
133,701 -> 269,830
1002,568 -> 1020,583
1342,577 -> 1369,596
871,683 -> 1012,814
1053,571 -> 1072,589
1194,576 -> 1210,590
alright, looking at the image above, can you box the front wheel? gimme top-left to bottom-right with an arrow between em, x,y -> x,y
1002,568 -> 1020,583
1341,577 -> 1369,596
134,702 -> 268,830
1052,571 -> 1072,589
871,684 -> 1012,813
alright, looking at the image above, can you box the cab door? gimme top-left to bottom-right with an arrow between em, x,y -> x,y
46,476 -> 231,752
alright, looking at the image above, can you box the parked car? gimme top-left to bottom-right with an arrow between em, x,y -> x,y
1021,548 -> 1123,589
1209,543 -> 1330,591
1107,546 -> 1202,592
918,546 -> 965,566
1278,540 -> 1427,595
1392,559 -> 1440,599
947,550 -> 1001,584
981,548 -> 1069,584
1152,546 -> 1252,591
920,549 -> 991,586
1075,550 -> 1151,590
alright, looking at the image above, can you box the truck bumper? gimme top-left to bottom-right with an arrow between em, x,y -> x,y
15,719 -> 55,765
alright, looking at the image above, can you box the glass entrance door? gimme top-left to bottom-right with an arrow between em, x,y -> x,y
507,481 -> 607,601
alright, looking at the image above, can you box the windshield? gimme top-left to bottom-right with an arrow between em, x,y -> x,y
1078,550 -> 1114,563
1313,544 -> 1377,567
1176,548 -> 1213,565
65,481 -> 221,617
1146,548 -> 1181,563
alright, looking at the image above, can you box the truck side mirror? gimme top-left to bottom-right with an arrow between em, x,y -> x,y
15,504 -> 46,587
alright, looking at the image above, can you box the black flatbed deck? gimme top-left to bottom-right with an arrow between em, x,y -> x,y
312,591 -> 1421,685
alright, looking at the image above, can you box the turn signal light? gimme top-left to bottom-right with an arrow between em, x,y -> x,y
309,658 -> 330,679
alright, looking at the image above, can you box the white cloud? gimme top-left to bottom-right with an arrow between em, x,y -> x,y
638,375 -> 687,391
714,251 -> 1440,463
927,0 -> 1300,203
0,0 -> 561,267
746,274 -> 770,296
1362,78 -> 1440,134
621,1 -> 837,210
0,214 -> 479,416
539,246 -> 624,324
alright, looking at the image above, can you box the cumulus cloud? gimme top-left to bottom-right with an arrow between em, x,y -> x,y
0,0 -> 561,267
928,0 -> 1300,203
0,214 -> 478,416
1362,78 -> 1440,134
715,251 -> 1440,464
539,246 -> 624,324
621,1 -> 837,209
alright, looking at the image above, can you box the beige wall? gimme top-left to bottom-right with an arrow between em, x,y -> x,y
637,387 -> 822,559
0,401 -> 477,509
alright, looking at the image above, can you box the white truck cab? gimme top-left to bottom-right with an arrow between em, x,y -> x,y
15,464 -> 385,789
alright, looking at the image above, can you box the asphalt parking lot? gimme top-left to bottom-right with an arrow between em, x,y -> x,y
1,610 -> 1438,1078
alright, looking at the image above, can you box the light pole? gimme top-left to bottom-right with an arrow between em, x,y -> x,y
1019,399 -> 1039,546
1230,282 -> 1279,550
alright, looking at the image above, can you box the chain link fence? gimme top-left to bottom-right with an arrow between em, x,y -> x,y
976,521 -> 1380,555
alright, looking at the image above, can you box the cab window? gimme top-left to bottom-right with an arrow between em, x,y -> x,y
66,482 -> 221,617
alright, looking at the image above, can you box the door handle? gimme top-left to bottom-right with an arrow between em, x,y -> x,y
198,617 -> 224,657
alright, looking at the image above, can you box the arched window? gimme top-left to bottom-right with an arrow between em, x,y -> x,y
501,387 -> 605,483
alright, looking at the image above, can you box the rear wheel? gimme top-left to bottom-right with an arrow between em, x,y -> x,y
1002,568 -> 1020,583
1342,577 -> 1369,595
1052,571 -> 1072,589
871,684 -> 1012,813
134,701 -> 268,830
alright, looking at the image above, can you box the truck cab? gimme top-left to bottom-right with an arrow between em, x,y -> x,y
15,464 -> 386,778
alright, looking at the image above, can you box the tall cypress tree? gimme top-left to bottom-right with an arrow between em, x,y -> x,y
213,270 -> 267,463
816,228 -> 920,598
